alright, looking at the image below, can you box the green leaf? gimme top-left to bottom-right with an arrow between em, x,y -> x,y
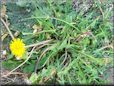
29,73 -> 38,83
2,60 -> 20,70
22,64 -> 34,73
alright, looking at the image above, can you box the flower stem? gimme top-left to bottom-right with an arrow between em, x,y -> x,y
25,40 -> 52,48
1,18 -> 14,39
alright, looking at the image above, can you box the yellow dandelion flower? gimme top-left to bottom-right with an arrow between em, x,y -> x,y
10,38 -> 26,59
